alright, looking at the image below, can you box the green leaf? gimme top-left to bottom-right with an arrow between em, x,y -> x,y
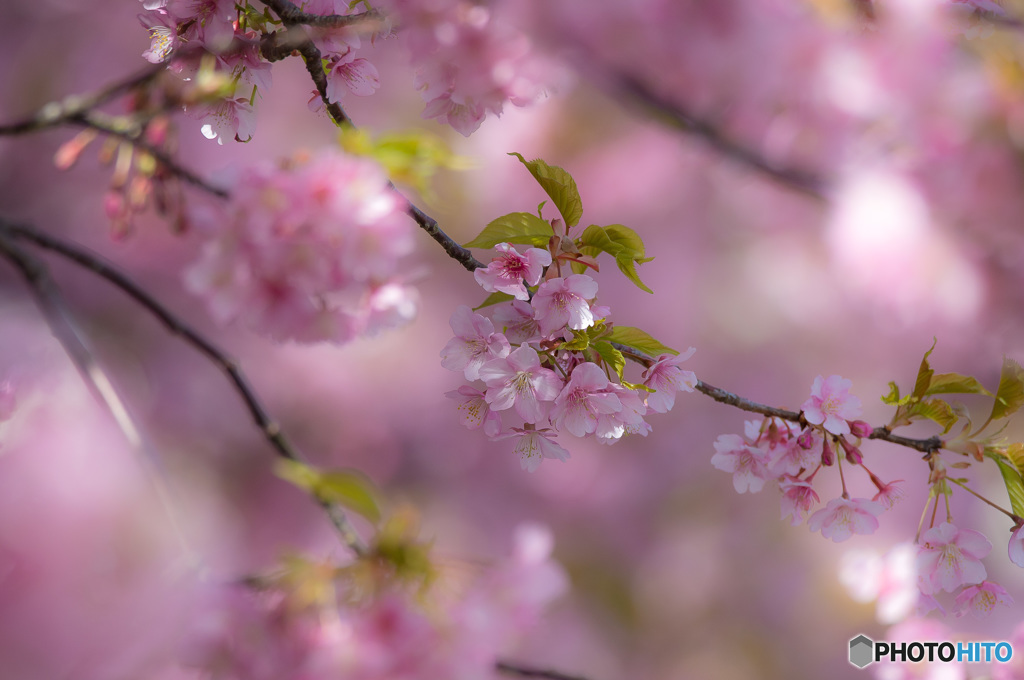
906,399 -> 957,434
593,340 -> 625,380
508,152 -> 583,228
615,253 -> 654,294
912,339 -> 938,400
924,373 -> 992,397
577,224 -> 654,293
563,329 -> 590,351
881,381 -> 912,406
990,357 -> 1024,422
474,291 -> 514,310
605,326 -> 678,357
463,212 -> 553,249
996,457 -> 1024,518
622,380 -> 655,393
276,459 -> 381,524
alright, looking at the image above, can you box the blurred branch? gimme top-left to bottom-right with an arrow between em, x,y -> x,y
0,218 -> 368,557
611,342 -> 942,453
259,0 -> 385,29
496,661 -> 592,680
611,74 -> 828,200
0,229 -> 202,569
262,2 -> 484,272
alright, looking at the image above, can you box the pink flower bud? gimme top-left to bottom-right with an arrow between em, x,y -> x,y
849,420 -> 874,438
839,437 -> 863,465
797,429 -> 815,449
821,437 -> 835,466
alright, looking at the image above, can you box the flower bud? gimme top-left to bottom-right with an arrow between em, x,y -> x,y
838,437 -> 863,465
848,420 -> 873,438
797,429 -> 815,449
821,437 -> 835,466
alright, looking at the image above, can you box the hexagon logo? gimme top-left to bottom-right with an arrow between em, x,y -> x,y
850,634 -> 874,669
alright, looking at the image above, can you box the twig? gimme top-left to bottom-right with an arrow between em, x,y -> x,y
867,427 -> 942,455
0,219 -> 367,556
496,661 -> 592,680
0,231 -> 202,570
260,0 -> 385,29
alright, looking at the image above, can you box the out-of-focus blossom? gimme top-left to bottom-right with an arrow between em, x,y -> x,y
839,544 -> 920,624
807,497 -> 883,542
496,427 -> 571,472
916,522 -> 990,594
954,580 -> 1013,618
779,479 -> 819,526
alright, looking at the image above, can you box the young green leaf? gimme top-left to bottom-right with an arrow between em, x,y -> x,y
577,224 -> 654,293
275,459 -> 381,524
996,457 -> 1024,518
990,357 -> 1024,422
605,326 -> 678,357
912,339 -> 938,400
463,212 -> 554,249
615,253 -> 654,294
593,340 -> 625,380
508,152 -> 583,228
906,399 -> 957,434
881,381 -> 912,406
924,373 -> 992,397
473,291 -> 514,310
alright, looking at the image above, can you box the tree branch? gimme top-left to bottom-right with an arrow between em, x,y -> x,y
0,219 -> 367,556
259,0 -> 386,29
496,661 -> 592,680
0,230 -> 202,569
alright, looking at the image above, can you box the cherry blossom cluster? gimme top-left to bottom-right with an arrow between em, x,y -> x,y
381,0 -> 547,135
442,242 -> 696,471
178,524 -> 566,679
713,373 -> 1024,620
185,149 -> 418,343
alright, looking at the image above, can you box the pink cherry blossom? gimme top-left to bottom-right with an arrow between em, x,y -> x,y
770,428 -> 822,477
551,362 -> 622,437
872,480 -> 905,509
594,382 -> 650,443
1008,522 -> 1024,567
197,97 -> 256,145
710,433 -> 772,494
954,580 -> 1013,618
440,305 -> 511,380
446,385 -> 502,437
806,497 -> 883,542
492,299 -> 541,344
532,274 -> 598,335
474,243 -> 552,300
801,374 -> 862,436
495,428 -> 570,472
325,49 -> 381,100
642,348 -> 697,414
778,479 -> 819,526
916,522 -> 991,594
478,345 -> 563,423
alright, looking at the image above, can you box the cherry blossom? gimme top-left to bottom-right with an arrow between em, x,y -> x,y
196,97 -> 256,145
594,382 -> 650,442
492,299 -> 541,344
478,345 -> 563,423
1009,522 -> 1024,568
642,348 -> 697,414
495,427 -> 571,472
446,385 -> 502,437
778,479 -> 819,526
801,374 -> 862,436
954,580 -> 1013,618
325,49 -> 381,101
532,274 -> 598,335
551,362 -> 622,437
440,305 -> 511,380
916,522 -> 991,595
473,242 -> 552,300
806,497 -> 883,542
710,433 -> 772,494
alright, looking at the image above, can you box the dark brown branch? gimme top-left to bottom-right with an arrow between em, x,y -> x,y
0,219 -> 367,556
867,427 -> 942,455
408,203 -> 484,271
614,74 -> 828,200
496,661 -> 592,680
260,0 -> 385,29
71,112 -> 229,198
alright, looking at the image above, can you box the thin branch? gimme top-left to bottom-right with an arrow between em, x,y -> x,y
867,427 -> 942,455
0,219 -> 367,556
259,0 -> 386,29
0,231 -> 202,570
694,379 -> 804,422
261,1 -> 484,272
612,74 -> 828,200
496,661 -> 592,680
